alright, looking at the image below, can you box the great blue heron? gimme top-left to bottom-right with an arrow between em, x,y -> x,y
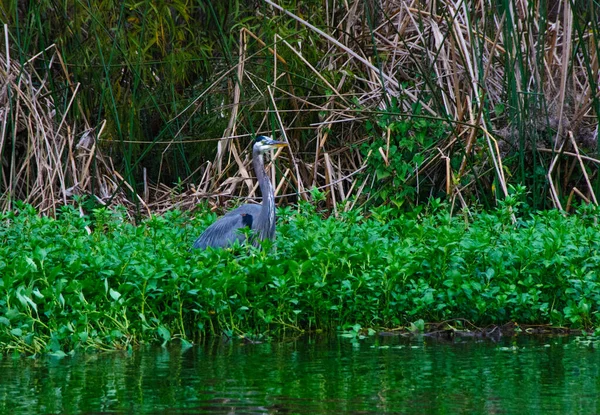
192,135 -> 287,249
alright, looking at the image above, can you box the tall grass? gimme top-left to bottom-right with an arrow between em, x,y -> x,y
0,1 -> 599,213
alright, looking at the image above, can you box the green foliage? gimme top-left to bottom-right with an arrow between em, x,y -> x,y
361,103 -> 448,207
2,201 -> 600,355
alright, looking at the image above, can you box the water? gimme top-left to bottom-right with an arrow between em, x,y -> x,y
1,334 -> 599,414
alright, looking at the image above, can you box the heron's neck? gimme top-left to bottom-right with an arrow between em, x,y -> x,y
253,150 -> 275,236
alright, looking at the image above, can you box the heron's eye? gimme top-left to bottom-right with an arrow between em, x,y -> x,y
254,135 -> 272,146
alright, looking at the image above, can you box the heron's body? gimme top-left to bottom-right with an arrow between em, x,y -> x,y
192,204 -> 265,249
192,136 -> 284,249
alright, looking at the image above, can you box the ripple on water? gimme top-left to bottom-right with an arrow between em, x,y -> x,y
0,335 -> 599,414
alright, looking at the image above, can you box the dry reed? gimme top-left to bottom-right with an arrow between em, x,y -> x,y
3,1 -> 600,214
0,35 -> 134,216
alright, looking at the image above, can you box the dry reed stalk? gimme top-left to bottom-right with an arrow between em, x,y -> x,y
537,148 -> 600,166
112,171 -> 151,216
548,138 -> 567,210
242,28 -> 288,65
230,141 -> 253,195
0,37 -> 127,215
445,152 -> 451,196
324,152 -> 338,215
219,28 -> 248,177
266,85 -> 307,201
568,131 -> 598,205
276,33 -> 352,192
335,155 -> 347,201
553,0 -> 572,150
278,36 -> 350,107
566,187 -> 591,212
576,184 -> 594,205
264,0 -> 399,88
275,168 -> 291,196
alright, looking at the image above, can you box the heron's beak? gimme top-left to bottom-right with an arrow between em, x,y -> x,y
265,139 -> 288,149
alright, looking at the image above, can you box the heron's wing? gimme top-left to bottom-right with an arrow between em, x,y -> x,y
223,204 -> 262,217
192,204 -> 261,249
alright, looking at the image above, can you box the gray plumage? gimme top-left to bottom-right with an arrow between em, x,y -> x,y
192,136 -> 286,249
192,205 -> 261,249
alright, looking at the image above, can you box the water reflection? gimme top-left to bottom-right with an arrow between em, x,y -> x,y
0,335 -> 598,414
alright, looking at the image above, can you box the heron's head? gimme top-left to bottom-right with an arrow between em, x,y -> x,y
254,135 -> 287,153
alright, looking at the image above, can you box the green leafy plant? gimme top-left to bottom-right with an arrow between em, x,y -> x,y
2,199 -> 600,355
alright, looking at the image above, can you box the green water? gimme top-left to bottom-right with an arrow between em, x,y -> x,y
1,335 -> 598,414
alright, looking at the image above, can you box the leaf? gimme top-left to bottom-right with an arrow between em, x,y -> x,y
48,350 -> 67,358
180,338 -> 193,350
109,288 -> 122,301
409,319 -> 425,333
376,167 -> 391,180
25,257 -> 37,271
157,326 -> 171,342
16,290 -> 37,312
34,246 -> 48,261
494,103 -> 505,116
